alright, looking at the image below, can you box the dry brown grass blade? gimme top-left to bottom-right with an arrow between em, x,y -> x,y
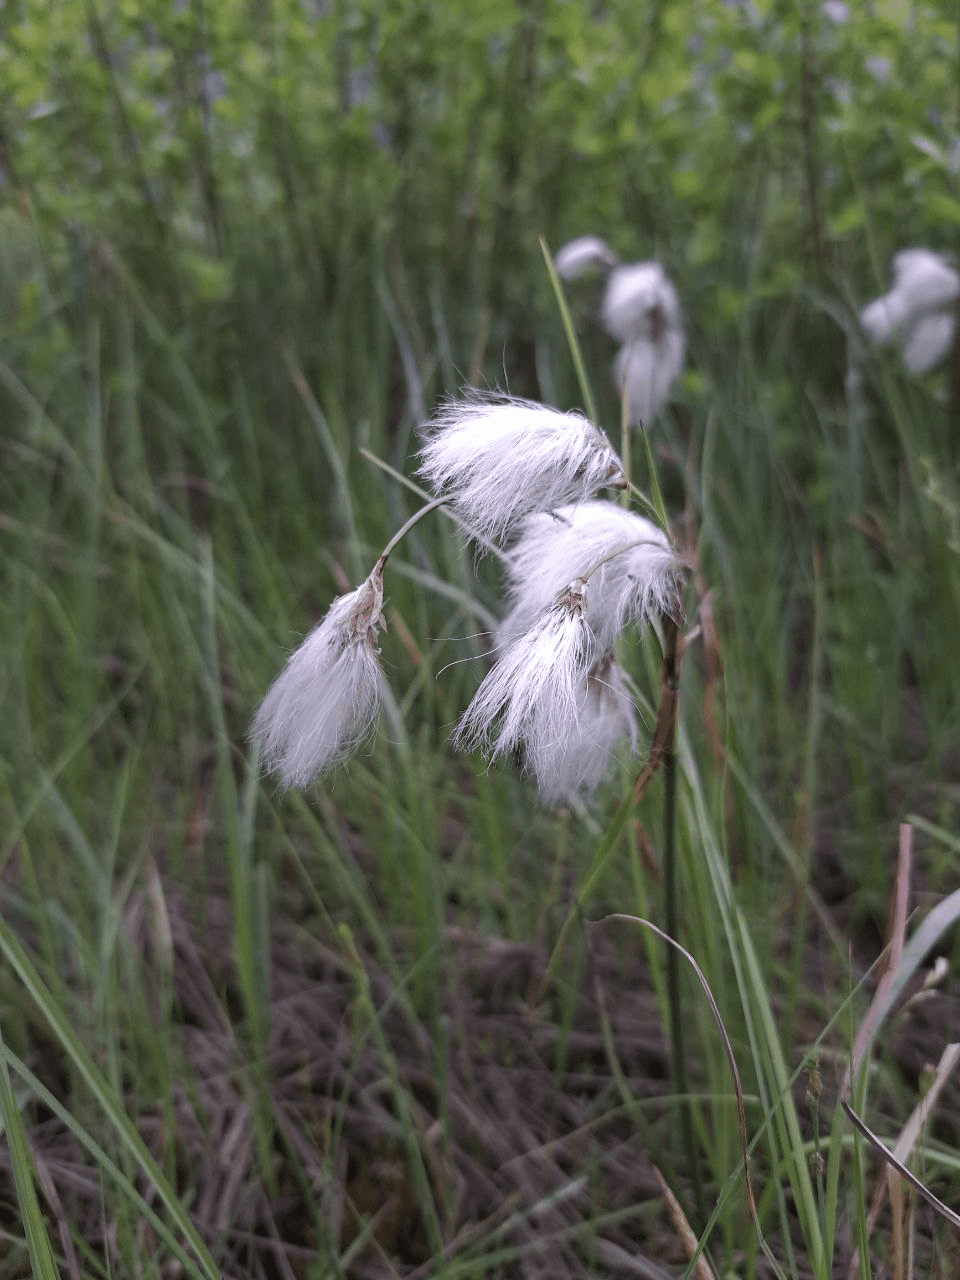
651,1164 -> 716,1280
865,1043 -> 960,1244
842,823 -> 913,1101
632,618 -> 682,805
843,825 -> 960,1276
841,1099 -> 960,1230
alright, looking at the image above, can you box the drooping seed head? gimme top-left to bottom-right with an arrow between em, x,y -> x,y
418,395 -> 625,545
252,566 -> 387,789
454,577 -> 596,762
496,501 -> 682,655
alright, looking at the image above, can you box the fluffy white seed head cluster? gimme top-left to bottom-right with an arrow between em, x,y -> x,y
496,502 -> 681,653
860,248 -> 960,374
527,653 -> 638,805
453,500 -> 680,803
417,396 -> 625,543
555,237 -> 685,427
253,568 -> 386,789
255,394 -> 681,804
454,578 -> 594,762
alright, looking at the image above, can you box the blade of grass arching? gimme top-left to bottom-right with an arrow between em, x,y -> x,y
843,1083 -> 960,1233
358,447 -> 510,564
538,236 -> 598,425
0,921 -> 220,1280
0,1024 -> 60,1280
595,913 -> 786,1280
283,347 -> 363,583
0,1041 -> 210,1280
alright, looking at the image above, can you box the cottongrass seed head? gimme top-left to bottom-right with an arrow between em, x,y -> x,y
454,578 -> 595,763
418,395 -> 625,545
602,261 -> 684,425
860,247 -> 960,374
554,235 -> 619,279
252,567 -> 386,789
496,501 -> 682,655
526,653 -> 638,805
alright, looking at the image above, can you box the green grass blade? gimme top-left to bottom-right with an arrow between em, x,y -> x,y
539,235 -> 599,426
0,918 -> 221,1280
0,1022 -> 61,1280
0,1040 -> 211,1279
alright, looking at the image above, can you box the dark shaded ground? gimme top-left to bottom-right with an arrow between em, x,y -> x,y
0,854 -> 957,1279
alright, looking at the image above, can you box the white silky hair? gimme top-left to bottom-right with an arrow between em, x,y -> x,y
496,501 -> 680,655
418,396 -> 624,544
527,654 -> 638,805
615,328 -> 686,427
554,235 -> 619,279
902,312 -> 955,374
601,261 -> 682,345
454,580 -> 596,761
252,572 -> 386,789
598,261 -> 685,425
860,248 -> 959,372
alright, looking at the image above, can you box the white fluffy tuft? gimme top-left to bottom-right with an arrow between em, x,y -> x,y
527,654 -> 638,805
454,580 -> 596,761
614,328 -> 686,427
252,572 -> 386,788
861,247 -> 959,374
496,501 -> 681,654
601,262 -> 682,345
901,311 -> 955,374
598,262 -> 684,425
554,235 -> 619,279
418,396 -> 624,544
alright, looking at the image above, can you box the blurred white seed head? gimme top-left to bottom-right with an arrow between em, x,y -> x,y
527,653 -> 638,805
496,501 -> 681,654
614,328 -> 686,428
602,261 -> 685,426
554,235 -> 619,279
418,396 -> 625,544
454,578 -> 596,761
601,261 -> 682,346
860,248 -> 960,373
252,567 -> 386,788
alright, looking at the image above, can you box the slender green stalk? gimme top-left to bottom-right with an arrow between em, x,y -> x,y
539,235 -> 599,425
0,919 -> 221,1280
0,1022 -> 60,1280
660,618 -> 704,1226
